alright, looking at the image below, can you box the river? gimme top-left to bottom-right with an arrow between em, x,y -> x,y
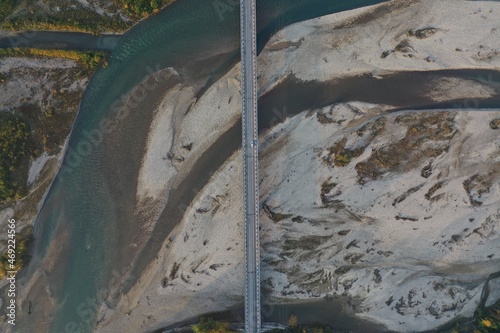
8,0 -> 500,332
0,31 -> 120,50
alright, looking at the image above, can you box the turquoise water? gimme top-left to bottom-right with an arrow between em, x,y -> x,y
23,1 -> 389,332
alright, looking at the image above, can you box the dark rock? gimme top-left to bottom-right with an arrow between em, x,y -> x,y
412,27 -> 438,39
421,163 -> 433,178
490,118 -> 500,129
338,229 -> 351,236
374,269 -> 382,284
395,40 -> 415,53
381,50 -> 393,58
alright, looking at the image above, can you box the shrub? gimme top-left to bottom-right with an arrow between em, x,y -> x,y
0,114 -> 38,202
0,0 -> 18,22
192,317 -> 235,333
114,0 -> 174,20
0,48 -> 108,70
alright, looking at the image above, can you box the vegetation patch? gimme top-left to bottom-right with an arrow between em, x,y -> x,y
463,174 -> 492,207
1,54 -> 97,155
407,27 -> 438,39
395,39 -> 415,53
282,235 -> 330,254
356,117 -> 386,137
0,226 -> 33,278
192,317 -> 235,333
0,0 -> 175,34
344,253 -> 363,264
334,266 -> 351,275
0,0 -> 19,22
115,0 -> 174,20
421,162 -> 433,178
316,110 -> 345,125
0,114 -> 40,202
322,137 -> 364,168
1,0 -> 128,34
355,112 -> 456,184
425,181 -> 446,200
320,179 -> 341,205
440,300 -> 500,333
321,117 -> 385,169
269,314 -> 337,332
0,48 -> 108,70
490,119 -> 500,130
392,183 -> 424,206
263,203 -> 292,222
169,261 -> 180,279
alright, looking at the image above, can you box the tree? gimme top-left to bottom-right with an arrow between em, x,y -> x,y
192,317 -> 235,333
287,314 -> 298,328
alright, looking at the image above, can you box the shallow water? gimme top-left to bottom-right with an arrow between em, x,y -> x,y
0,31 -> 119,50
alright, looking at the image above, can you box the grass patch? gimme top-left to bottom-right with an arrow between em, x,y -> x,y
355,112 -> 455,184
322,137 -> 364,168
0,48 -> 108,70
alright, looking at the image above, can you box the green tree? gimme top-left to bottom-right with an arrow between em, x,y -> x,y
192,317 -> 235,333
0,114 -> 38,202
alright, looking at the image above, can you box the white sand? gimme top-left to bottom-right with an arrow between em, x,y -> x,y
27,153 -> 53,185
258,0 -> 500,93
137,83 -> 195,202
259,105 -> 500,332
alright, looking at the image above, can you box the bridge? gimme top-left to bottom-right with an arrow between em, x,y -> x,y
240,0 -> 261,332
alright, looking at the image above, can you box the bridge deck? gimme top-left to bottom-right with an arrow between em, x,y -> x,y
240,0 -> 261,332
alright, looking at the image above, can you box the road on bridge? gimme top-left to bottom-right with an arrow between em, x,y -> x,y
240,0 -> 261,332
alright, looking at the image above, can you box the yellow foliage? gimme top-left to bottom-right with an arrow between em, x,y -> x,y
481,319 -> 492,327
0,48 -> 107,70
